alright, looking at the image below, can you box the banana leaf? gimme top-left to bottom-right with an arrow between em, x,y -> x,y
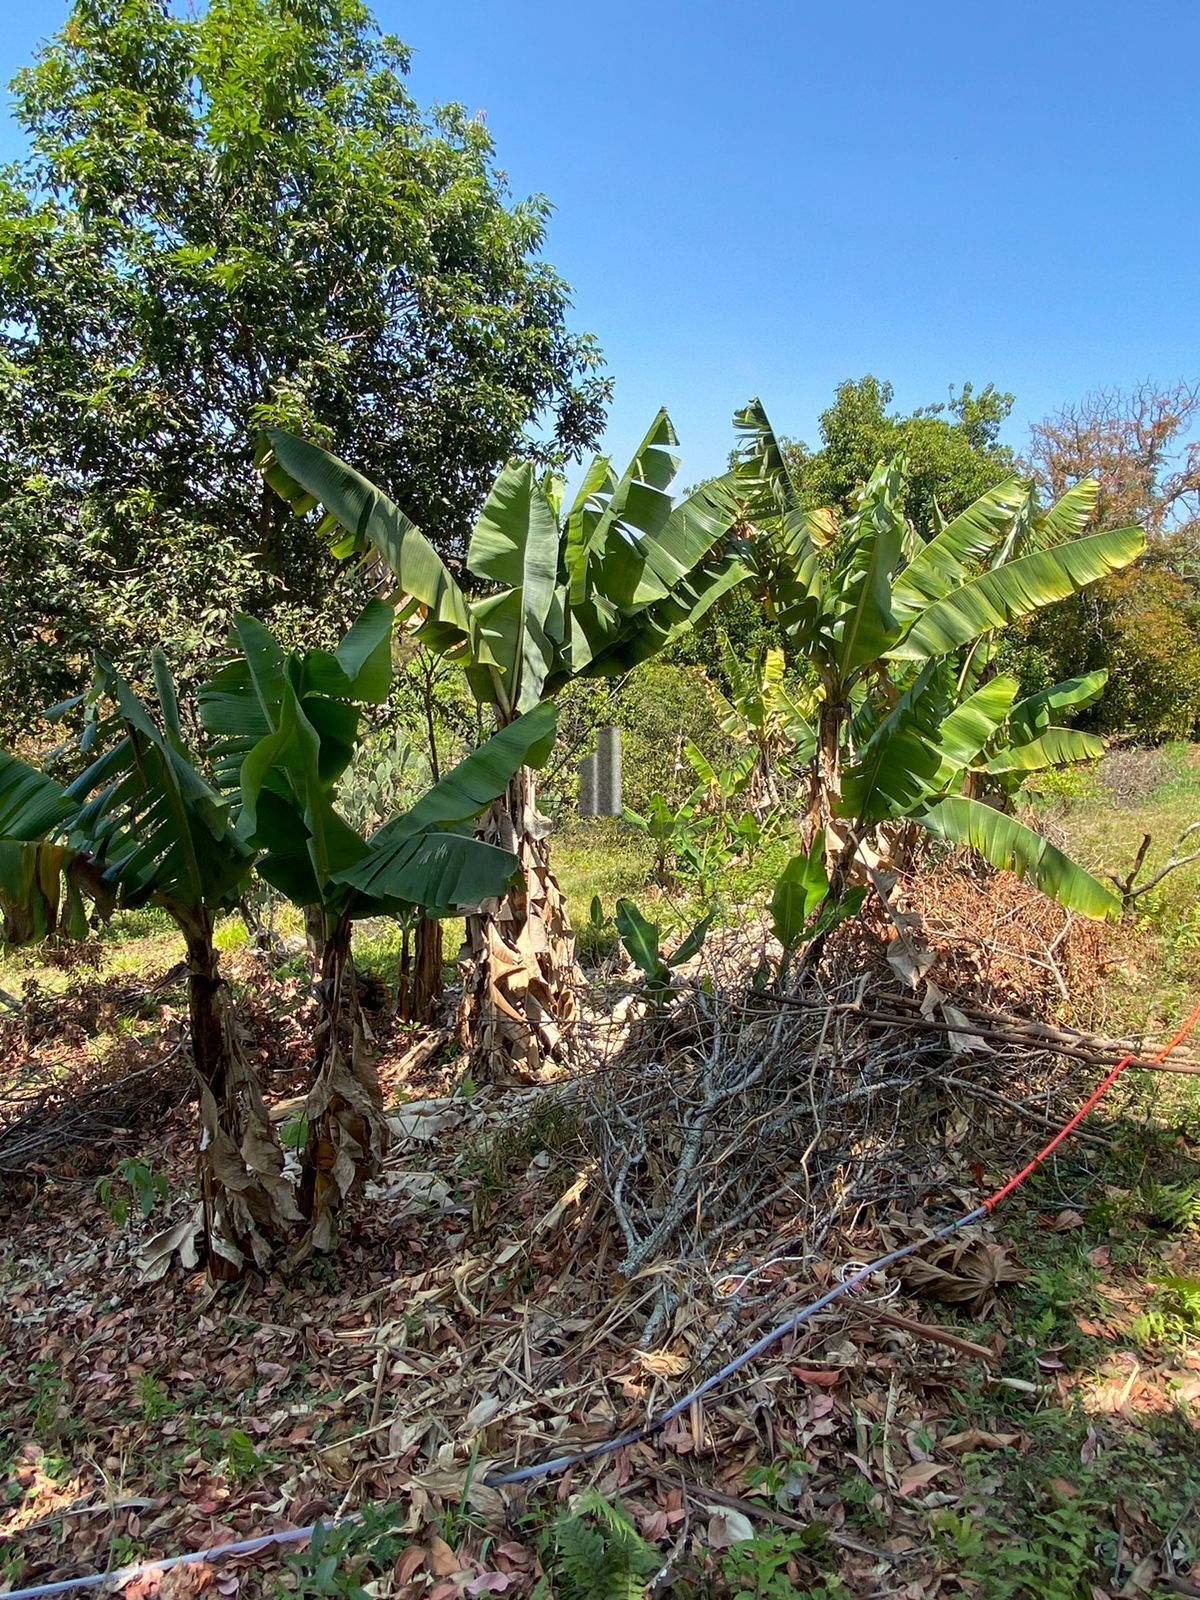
985,727 -> 1105,774
892,526 -> 1145,661
832,457 -> 907,678
259,429 -> 479,660
890,479 -> 1027,621
918,795 -> 1119,919
1007,670 -> 1108,746
0,750 -> 74,840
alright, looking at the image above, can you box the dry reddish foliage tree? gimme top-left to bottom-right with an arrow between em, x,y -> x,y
1025,381 -> 1200,535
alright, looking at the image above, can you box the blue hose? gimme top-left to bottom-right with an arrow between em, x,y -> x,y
484,1205 -> 987,1485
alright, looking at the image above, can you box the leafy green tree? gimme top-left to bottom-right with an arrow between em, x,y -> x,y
1008,384 -> 1200,739
785,375 -> 1017,529
0,0 -> 608,740
736,400 -> 1144,918
258,412 -> 750,1078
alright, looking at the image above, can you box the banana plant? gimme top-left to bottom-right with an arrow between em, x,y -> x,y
770,830 -> 866,982
0,660 -> 301,1279
200,605 -> 558,1247
256,411 -> 750,1079
614,898 -> 712,1006
696,633 -> 815,816
734,400 -> 1145,918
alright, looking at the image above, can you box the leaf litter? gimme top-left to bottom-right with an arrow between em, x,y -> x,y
3,879 -> 1200,1597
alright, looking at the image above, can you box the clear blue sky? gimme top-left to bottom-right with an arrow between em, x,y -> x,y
2,0 -> 1198,484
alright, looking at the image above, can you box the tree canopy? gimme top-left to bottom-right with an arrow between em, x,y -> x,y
0,0 -> 608,739
784,375 -> 1016,529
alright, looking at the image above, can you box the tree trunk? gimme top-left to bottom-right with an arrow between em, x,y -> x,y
298,911 -> 390,1253
457,765 -> 578,1081
397,915 -> 444,1024
303,904 -> 325,967
186,926 -> 299,1280
806,696 -> 846,865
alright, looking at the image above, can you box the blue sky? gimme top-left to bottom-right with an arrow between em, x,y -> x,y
2,0 -> 1198,484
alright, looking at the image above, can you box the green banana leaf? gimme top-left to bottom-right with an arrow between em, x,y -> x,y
571,410 -> 681,610
985,726 -> 1105,774
466,462 -> 562,713
933,675 -> 1020,772
300,599 -> 395,706
832,457 -> 907,679
334,704 -> 558,908
838,662 -> 949,824
68,669 -> 252,917
571,552 -> 751,680
891,526 -> 1145,661
1007,670 -> 1108,746
890,479 -> 1027,621
564,454 -> 619,604
0,750 -> 74,841
339,830 -> 520,918
1040,477 -> 1100,545
917,795 -> 1119,919
614,898 -> 663,980
770,835 -> 830,951
732,397 -> 799,519
259,429 -> 479,660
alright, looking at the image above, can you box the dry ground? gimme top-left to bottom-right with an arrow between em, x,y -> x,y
3,781 -> 1200,1598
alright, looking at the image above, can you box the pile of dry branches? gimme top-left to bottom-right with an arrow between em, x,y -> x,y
570,872 -> 1194,1342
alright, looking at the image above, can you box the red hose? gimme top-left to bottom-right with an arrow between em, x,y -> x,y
983,999 -> 1200,1211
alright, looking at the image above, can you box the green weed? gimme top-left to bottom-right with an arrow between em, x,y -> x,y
536,1489 -> 661,1600
95,1157 -> 169,1227
273,1510 -> 408,1600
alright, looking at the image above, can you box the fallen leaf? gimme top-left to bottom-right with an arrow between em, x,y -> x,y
942,1429 -> 1019,1452
897,1462 -> 951,1495
427,1534 -> 461,1577
466,1575 -> 516,1596
787,1366 -> 842,1387
704,1508 -> 755,1548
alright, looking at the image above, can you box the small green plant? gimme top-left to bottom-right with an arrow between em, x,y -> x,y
1018,1250 -> 1104,1344
931,1494 -> 1096,1600
720,1527 -> 840,1600
1024,760 -> 1097,810
577,892 -> 617,961
459,1095 -> 578,1211
622,792 -> 703,888
536,1489 -> 660,1600
105,1533 -> 145,1571
26,1361 -> 69,1439
1129,1272 -> 1200,1347
769,829 -> 864,982
1141,1178 -> 1200,1235
135,1372 -> 178,1423
222,1428 -> 265,1481
95,1157 -> 169,1227
614,898 -> 711,1002
273,1509 -> 407,1600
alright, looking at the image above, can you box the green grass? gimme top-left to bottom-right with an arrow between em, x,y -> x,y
1031,742 -> 1200,1029
554,817 -> 654,913
1042,742 -> 1200,920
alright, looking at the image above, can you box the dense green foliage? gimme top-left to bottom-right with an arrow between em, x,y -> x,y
734,400 -> 1145,917
0,0 -> 608,740
785,375 -> 1016,526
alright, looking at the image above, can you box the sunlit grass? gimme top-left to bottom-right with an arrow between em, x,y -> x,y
1046,742 -> 1200,917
